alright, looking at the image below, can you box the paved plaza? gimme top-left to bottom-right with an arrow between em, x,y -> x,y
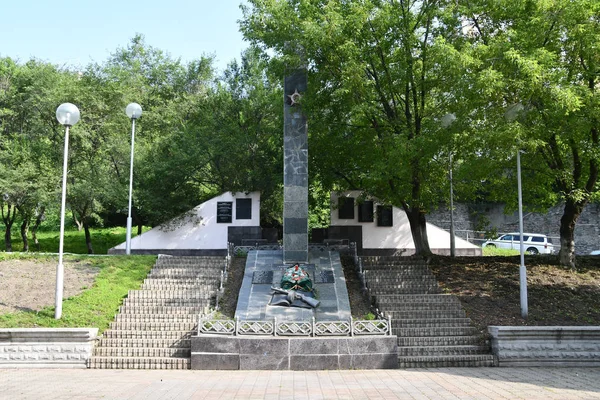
1,367 -> 599,399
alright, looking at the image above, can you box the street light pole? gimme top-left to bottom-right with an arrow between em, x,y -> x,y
517,149 -> 528,318
125,103 -> 142,255
55,103 -> 80,319
505,102 -> 528,318
449,152 -> 456,257
442,113 -> 457,257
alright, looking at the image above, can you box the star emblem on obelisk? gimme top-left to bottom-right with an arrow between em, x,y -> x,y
287,89 -> 302,106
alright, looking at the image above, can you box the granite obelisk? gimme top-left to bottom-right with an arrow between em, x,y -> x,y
283,64 -> 308,263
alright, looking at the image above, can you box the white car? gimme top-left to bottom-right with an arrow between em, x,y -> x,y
482,233 -> 554,254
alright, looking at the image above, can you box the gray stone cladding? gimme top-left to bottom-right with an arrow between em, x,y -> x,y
489,326 -> 600,367
0,328 -> 97,368
283,67 -> 308,263
191,335 -> 398,370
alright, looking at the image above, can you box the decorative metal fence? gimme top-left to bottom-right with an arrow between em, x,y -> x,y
198,316 -> 392,337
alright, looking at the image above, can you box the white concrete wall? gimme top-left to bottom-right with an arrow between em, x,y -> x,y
330,191 -> 479,252
0,328 -> 98,368
113,192 -> 260,251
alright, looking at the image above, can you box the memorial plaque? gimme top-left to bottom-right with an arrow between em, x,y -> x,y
338,197 -> 355,219
217,202 -> 233,223
377,205 -> 393,227
252,271 -> 273,284
236,198 -> 252,220
358,201 -> 374,222
314,270 -> 335,284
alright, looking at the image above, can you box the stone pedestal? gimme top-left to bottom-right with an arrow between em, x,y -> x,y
283,68 -> 308,264
191,335 -> 398,370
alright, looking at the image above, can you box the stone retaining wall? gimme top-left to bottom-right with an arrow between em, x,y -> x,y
488,326 -> 600,367
192,335 -> 398,370
0,328 -> 98,368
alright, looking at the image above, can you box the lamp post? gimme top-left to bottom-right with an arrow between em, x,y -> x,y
125,103 -> 142,255
516,149 -> 528,317
442,113 -> 457,257
55,103 -> 80,319
505,103 -> 528,318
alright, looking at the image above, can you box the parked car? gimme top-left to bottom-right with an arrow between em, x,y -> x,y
482,233 -> 554,254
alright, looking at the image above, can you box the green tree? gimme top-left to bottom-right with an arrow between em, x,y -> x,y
458,0 -> 600,267
0,58 -> 66,251
241,0 -> 469,254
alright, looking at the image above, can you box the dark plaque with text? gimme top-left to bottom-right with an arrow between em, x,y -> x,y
217,202 -> 233,223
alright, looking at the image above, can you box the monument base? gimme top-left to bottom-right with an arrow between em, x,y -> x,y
191,335 -> 398,370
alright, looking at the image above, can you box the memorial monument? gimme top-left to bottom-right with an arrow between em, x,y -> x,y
283,61 -> 309,263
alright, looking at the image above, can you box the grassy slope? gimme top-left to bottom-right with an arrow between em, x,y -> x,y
7,227 -> 144,255
0,227 -> 155,333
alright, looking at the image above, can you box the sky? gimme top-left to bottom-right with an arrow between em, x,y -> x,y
0,0 -> 249,72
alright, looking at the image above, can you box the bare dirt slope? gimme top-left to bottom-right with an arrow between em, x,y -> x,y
0,259 -> 99,314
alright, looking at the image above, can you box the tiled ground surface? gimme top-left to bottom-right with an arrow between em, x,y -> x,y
2,368 -> 599,399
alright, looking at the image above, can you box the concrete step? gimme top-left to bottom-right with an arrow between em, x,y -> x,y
397,336 -> 483,347
97,338 -> 191,348
142,278 -> 220,286
147,269 -> 223,277
363,266 -> 432,273
395,327 -> 478,337
109,322 -> 197,331
383,309 -> 467,321
364,274 -> 438,281
379,303 -> 463,312
397,345 -> 490,357
367,281 -> 439,289
141,283 -> 219,291
114,314 -> 198,323
121,298 -> 212,306
93,347 -> 190,358
119,305 -> 208,315
102,330 -> 192,340
374,294 -> 460,305
391,318 -> 473,328
152,262 -> 225,268
362,256 -> 427,264
88,356 -> 190,369
127,290 -> 215,299
156,255 -> 226,262
368,286 -> 441,295
397,354 -> 496,368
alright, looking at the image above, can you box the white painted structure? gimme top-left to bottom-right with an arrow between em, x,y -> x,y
330,191 -> 481,255
110,192 -> 261,254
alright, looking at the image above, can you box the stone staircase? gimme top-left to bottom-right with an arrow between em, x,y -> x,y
362,256 -> 496,368
89,255 -> 225,369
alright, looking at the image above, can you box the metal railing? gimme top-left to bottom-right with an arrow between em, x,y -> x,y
198,315 -> 392,337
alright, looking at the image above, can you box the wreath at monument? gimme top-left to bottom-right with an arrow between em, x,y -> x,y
280,263 -> 313,292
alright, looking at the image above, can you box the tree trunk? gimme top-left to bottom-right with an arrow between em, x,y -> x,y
4,226 -> 12,252
404,205 -> 432,256
31,206 -> 45,251
2,203 -> 16,252
83,222 -> 94,254
137,224 -> 143,236
20,219 -> 29,252
72,210 -> 83,231
558,198 -> 585,269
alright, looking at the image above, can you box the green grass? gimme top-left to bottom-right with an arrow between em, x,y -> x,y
5,227 -> 147,255
0,253 -> 156,333
482,246 -> 520,256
